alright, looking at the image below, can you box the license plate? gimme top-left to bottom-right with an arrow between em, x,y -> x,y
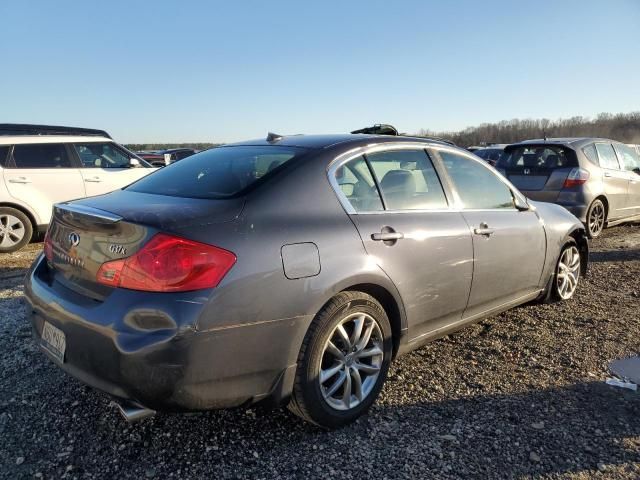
41,321 -> 66,363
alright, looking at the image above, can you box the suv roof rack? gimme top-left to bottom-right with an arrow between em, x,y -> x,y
0,123 -> 111,139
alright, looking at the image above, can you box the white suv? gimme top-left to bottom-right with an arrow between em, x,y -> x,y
0,124 -> 156,252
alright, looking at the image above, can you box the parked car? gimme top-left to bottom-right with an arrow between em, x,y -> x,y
26,133 -> 588,429
497,138 -> 640,238
138,148 -> 196,167
473,144 -> 508,166
0,124 -> 156,252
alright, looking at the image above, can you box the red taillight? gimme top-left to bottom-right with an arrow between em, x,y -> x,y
44,230 -> 53,262
563,167 -> 590,188
96,233 -> 236,292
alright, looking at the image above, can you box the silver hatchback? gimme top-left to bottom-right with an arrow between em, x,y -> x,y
497,138 -> 640,237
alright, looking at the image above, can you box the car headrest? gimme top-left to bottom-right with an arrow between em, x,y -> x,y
380,169 -> 416,195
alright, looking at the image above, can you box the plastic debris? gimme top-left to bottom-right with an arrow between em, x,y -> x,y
605,377 -> 638,391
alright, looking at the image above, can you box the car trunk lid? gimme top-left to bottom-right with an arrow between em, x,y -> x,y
46,190 -> 245,300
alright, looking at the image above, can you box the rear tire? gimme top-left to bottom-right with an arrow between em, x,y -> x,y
288,291 -> 392,429
0,207 -> 33,253
585,199 -> 606,238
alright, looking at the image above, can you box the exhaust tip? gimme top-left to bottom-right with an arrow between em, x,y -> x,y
112,399 -> 155,423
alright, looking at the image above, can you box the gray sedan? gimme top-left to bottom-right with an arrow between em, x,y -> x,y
25,134 -> 588,428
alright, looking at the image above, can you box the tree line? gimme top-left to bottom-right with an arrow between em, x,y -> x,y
416,111 -> 640,147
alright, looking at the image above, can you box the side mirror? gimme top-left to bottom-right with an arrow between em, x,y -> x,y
130,158 -> 140,167
633,167 -> 640,175
514,195 -> 530,211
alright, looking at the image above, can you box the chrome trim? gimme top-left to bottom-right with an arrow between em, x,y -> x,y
326,142 -> 529,215
54,203 -> 122,223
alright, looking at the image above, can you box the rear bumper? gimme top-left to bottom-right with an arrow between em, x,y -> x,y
24,254 -> 305,411
522,191 -> 589,223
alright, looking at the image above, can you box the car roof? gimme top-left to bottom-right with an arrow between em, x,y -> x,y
225,133 -> 453,150
0,135 -> 113,145
508,137 -> 620,149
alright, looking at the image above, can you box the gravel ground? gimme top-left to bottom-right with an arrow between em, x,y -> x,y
1,227 -> 639,479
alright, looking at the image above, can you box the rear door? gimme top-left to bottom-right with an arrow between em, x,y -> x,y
613,143 -> 640,216
331,148 -> 474,340
498,144 -> 578,202
436,148 -> 546,318
3,143 -> 86,224
73,142 -> 154,197
595,142 -> 628,219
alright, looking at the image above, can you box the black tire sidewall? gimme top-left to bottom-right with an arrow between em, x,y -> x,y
586,199 -> 605,238
299,294 -> 392,428
0,207 -> 33,253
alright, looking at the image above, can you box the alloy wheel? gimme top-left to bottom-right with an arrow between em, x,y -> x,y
557,245 -> 580,300
319,312 -> 384,411
588,202 -> 605,237
0,214 -> 26,248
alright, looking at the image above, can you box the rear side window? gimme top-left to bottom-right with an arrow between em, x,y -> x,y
366,150 -> 448,210
498,145 -> 576,170
11,144 -> 71,168
440,150 -> 515,209
127,146 -> 304,199
334,156 -> 383,212
582,144 -> 599,165
0,146 -> 9,167
74,142 -> 131,168
595,143 -> 620,170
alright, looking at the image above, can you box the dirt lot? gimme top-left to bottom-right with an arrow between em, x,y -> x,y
1,226 -> 639,479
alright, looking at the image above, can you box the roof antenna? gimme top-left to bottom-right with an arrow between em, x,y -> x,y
266,132 -> 283,143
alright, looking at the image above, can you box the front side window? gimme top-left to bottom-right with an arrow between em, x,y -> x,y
0,146 -> 9,167
334,155 -> 383,212
595,143 -> 620,170
127,146 -> 303,199
75,142 -> 131,168
613,144 -> 640,171
440,150 -> 515,209
366,150 -> 448,210
11,143 -> 71,168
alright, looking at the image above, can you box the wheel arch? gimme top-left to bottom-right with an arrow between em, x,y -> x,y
567,226 -> 589,277
0,201 -> 38,242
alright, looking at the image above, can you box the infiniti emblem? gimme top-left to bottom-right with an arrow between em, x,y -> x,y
68,232 -> 80,247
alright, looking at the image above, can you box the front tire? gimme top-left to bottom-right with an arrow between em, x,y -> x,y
288,291 -> 392,429
586,199 -> 606,238
0,207 -> 32,253
552,241 -> 581,301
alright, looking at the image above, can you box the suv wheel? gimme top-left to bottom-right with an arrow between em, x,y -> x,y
0,207 -> 32,253
586,199 -> 606,238
288,291 -> 392,429
553,241 -> 581,301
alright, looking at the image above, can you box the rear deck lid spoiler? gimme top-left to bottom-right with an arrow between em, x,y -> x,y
53,203 -> 123,224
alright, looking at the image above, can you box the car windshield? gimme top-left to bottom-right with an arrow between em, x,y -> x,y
498,145 -> 576,170
126,145 -> 305,199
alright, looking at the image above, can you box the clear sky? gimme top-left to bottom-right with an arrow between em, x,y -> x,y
1,0 -> 639,143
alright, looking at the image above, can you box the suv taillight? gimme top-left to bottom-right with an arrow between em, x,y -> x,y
96,233 -> 236,292
563,167 -> 590,188
44,230 -> 53,262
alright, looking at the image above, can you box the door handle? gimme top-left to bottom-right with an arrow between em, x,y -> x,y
473,222 -> 494,237
84,177 -> 102,183
371,232 -> 404,241
604,172 -> 612,178
8,177 -> 31,184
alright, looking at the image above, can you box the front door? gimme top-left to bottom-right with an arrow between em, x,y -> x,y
435,149 -> 546,318
333,149 -> 474,340
72,142 -> 153,197
3,143 -> 86,224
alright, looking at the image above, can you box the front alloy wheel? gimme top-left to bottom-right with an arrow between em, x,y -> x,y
555,244 -> 581,300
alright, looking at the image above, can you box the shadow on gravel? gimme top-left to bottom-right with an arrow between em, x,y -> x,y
590,248 -> 640,263
4,374 -> 639,478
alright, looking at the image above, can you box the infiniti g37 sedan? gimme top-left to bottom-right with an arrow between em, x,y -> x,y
25,134 -> 589,428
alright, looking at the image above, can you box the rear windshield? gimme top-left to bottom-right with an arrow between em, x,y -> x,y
498,145 -> 577,170
127,146 -> 305,199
